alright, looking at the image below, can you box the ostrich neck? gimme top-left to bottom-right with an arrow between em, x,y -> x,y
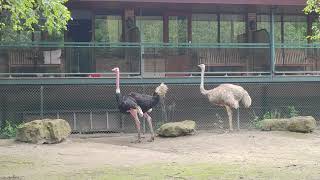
115,71 -> 120,93
200,68 -> 209,95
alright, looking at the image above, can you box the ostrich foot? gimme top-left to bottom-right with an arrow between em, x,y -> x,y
147,136 -> 155,142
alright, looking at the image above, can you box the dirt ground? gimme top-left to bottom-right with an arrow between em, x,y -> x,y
1,129 -> 320,180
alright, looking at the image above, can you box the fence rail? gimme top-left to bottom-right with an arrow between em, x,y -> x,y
0,42 -> 320,78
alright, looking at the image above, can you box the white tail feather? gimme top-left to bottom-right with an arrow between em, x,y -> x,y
137,106 -> 143,117
155,83 -> 168,97
241,91 -> 252,108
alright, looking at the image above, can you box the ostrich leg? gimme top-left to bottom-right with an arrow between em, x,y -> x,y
128,109 -> 141,143
143,113 -> 155,142
225,106 -> 233,131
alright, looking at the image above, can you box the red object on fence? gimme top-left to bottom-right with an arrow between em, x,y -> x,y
88,73 -> 102,78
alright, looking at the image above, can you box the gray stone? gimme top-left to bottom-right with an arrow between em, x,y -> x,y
259,116 -> 316,133
157,120 -> 196,137
287,116 -> 317,133
16,119 -> 71,144
260,118 -> 288,131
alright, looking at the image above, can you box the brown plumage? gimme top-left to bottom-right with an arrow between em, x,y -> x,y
198,64 -> 252,131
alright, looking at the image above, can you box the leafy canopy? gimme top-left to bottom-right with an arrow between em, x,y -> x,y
304,0 -> 320,39
0,0 -> 71,35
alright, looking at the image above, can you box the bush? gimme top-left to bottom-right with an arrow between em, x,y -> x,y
0,120 -> 19,139
287,106 -> 299,118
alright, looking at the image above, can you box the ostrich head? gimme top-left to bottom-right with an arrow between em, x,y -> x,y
112,67 -> 120,73
198,64 -> 206,71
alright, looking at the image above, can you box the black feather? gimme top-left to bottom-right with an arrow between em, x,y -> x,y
116,92 -> 139,114
128,92 -> 160,113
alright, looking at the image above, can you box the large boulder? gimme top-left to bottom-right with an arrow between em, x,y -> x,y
259,116 -> 317,133
260,118 -> 288,131
287,116 -> 317,133
16,119 -> 71,144
157,120 -> 196,137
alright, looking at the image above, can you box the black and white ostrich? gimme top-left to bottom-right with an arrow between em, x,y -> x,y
112,67 -> 168,142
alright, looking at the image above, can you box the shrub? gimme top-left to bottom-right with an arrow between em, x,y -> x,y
287,106 -> 299,118
0,120 -> 19,139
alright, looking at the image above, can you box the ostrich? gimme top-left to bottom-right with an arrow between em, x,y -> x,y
198,64 -> 251,131
112,67 -> 168,142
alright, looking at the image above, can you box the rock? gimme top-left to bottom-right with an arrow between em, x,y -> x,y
287,116 -> 316,133
259,116 -> 316,133
260,118 -> 288,131
157,120 -> 196,137
16,119 -> 71,144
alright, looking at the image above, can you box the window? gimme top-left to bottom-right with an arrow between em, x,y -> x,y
257,15 -> 270,32
95,15 -> 122,42
169,16 -> 188,43
136,16 -> 163,43
192,14 -> 218,43
257,14 -> 280,42
257,15 -> 307,43
220,14 -> 246,43
283,15 -> 307,43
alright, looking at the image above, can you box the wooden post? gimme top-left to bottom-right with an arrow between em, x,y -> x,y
217,14 -> 221,43
307,15 -> 313,44
163,15 -> 169,43
187,14 -> 192,43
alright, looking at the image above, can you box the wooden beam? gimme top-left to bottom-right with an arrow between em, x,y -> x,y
72,0 -> 306,6
163,15 -> 168,42
307,15 -> 313,43
187,14 -> 192,42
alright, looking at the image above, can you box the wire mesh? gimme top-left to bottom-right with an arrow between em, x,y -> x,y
0,83 -> 319,134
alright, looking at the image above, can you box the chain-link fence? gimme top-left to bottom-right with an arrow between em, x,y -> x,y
0,83 -> 319,133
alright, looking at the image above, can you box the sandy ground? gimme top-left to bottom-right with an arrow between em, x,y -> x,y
1,130 -> 320,179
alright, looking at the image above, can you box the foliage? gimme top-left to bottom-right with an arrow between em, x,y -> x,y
287,106 -> 299,118
0,120 -> 19,138
263,109 -> 282,120
0,0 -> 71,41
304,0 -> 320,40
252,115 -> 262,129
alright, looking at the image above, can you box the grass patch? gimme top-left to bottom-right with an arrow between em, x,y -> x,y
39,162 -> 320,180
0,155 -> 35,177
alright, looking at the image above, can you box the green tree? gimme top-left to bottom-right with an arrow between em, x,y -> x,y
304,0 -> 320,39
0,0 -> 71,41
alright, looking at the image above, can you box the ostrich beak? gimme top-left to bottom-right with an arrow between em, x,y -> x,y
111,68 -> 118,72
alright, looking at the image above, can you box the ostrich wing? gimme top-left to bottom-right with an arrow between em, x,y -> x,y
206,84 -> 248,109
118,95 -> 140,112
128,92 -> 156,112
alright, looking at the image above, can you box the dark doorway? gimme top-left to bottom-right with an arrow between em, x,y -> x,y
67,20 -> 92,74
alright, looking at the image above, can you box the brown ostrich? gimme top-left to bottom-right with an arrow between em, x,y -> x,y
198,64 -> 252,131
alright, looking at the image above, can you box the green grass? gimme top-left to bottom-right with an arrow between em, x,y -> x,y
1,157 -> 319,180
40,163 -> 320,180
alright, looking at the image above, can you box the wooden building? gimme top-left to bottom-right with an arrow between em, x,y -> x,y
1,0 -> 318,80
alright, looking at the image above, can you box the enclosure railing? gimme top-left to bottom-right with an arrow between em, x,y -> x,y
0,42 -> 320,78
1,83 -> 320,133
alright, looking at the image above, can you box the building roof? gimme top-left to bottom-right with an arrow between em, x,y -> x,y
75,0 -> 306,6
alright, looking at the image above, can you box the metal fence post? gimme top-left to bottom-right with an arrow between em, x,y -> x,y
270,7 -> 276,77
139,8 -> 145,77
142,85 -> 146,134
237,108 -> 240,130
40,86 -> 44,119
